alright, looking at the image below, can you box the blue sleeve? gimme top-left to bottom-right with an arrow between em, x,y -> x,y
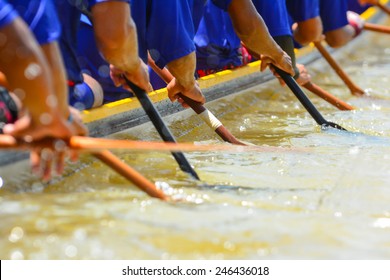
211,0 -> 232,11
0,0 -> 18,28
88,0 -> 130,8
286,0 -> 320,22
320,0 -> 348,33
144,0 -> 196,68
8,0 -> 61,44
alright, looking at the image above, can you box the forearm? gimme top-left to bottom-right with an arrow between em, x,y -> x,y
41,42 -> 70,118
91,1 -> 140,72
166,52 -> 196,90
324,25 -> 355,48
227,0 -> 285,59
0,18 -> 59,121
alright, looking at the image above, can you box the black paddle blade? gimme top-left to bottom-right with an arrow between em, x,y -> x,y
322,122 -> 347,131
124,77 -> 200,180
273,66 -> 347,131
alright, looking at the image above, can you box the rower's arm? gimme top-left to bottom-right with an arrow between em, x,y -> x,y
91,1 -> 139,72
91,1 -> 151,92
227,0 -> 293,75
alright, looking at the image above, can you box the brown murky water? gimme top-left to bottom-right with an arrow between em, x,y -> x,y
1,23 -> 390,260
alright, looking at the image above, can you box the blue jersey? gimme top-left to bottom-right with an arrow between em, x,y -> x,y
9,0 -> 60,45
77,0 -> 201,100
319,0 -> 348,33
0,0 -> 18,28
77,15 -> 132,102
348,0 -> 371,14
210,0 -> 232,11
195,0 -> 241,71
252,0 -> 292,37
286,0 -> 320,22
131,0 -> 197,69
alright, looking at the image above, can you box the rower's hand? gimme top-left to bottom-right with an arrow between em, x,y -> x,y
2,107 -> 88,181
166,78 -> 205,108
270,63 -> 312,87
260,50 -> 294,77
295,64 -> 312,86
110,59 -> 153,93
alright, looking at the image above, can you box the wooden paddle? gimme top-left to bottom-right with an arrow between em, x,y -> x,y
92,150 -> 167,200
147,57 -> 247,145
0,135 -> 305,153
241,43 -> 353,110
274,66 -> 347,131
314,40 -> 365,96
124,77 -> 200,180
302,82 -> 354,110
377,2 -> 390,16
0,135 -> 167,199
363,22 -> 390,34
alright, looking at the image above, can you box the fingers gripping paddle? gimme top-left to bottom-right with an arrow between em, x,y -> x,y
274,66 -> 347,131
124,78 -> 200,180
147,56 -> 247,145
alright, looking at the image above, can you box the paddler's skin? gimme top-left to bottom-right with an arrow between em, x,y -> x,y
167,0 -> 295,108
0,0 -> 87,180
319,0 -> 365,48
286,0 -> 323,46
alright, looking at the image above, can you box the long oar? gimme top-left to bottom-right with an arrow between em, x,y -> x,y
241,43 -> 352,110
124,77 -> 200,180
0,135 -> 304,153
147,57 -> 247,145
0,135 -> 167,199
92,150 -> 167,200
314,41 -> 365,96
377,2 -> 390,16
302,82 -> 354,110
363,22 -> 390,34
274,66 -> 347,130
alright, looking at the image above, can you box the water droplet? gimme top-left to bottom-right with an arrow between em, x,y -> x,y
9,227 -> 24,243
349,146 -> 360,155
54,140 -> 67,152
223,241 -> 236,251
10,250 -> 24,260
46,95 -> 58,107
13,88 -> 25,100
373,218 -> 390,229
73,229 -> 87,241
32,182 -> 44,193
334,212 -> 343,218
98,65 -> 110,78
39,113 -> 53,125
35,219 -> 48,231
23,135 -> 33,143
65,245 -> 78,258
24,63 -> 42,80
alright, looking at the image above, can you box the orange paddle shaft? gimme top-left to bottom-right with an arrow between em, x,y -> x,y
377,3 -> 390,16
0,136 -> 167,200
92,151 -> 167,200
148,57 -> 247,145
364,22 -> 390,34
314,41 -> 365,96
303,82 -> 354,110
